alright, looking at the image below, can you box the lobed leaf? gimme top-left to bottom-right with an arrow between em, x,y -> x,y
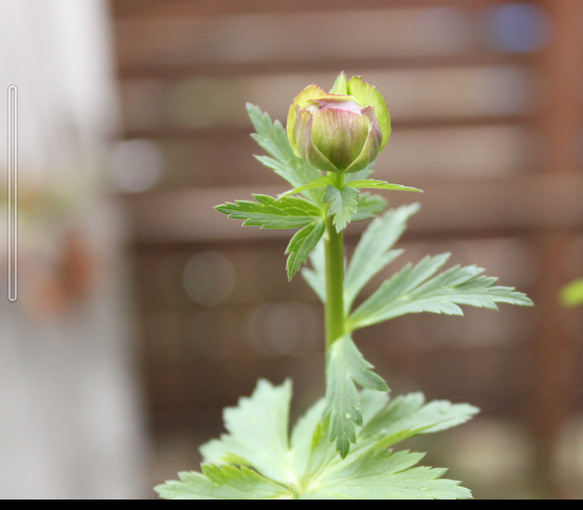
154,465 -> 293,500
199,379 -> 294,486
285,220 -> 326,280
322,334 -> 388,458
349,192 -> 388,222
302,204 -> 418,307
323,184 -> 361,233
348,253 -> 534,331
289,398 -> 334,489
344,203 -> 420,312
301,448 -> 472,499
215,193 -> 321,230
357,392 -> 479,452
216,194 -> 325,279
157,379 -> 476,500
246,103 -> 321,202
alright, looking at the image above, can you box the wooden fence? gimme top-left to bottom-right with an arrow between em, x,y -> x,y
109,0 -> 583,496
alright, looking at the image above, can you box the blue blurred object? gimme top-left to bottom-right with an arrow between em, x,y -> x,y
482,3 -> 552,53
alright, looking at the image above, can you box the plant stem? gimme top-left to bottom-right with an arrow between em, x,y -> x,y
324,172 -> 345,351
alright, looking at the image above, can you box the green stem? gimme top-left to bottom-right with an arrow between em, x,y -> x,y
324,172 -> 345,351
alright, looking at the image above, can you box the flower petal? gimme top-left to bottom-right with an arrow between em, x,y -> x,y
286,84 -> 328,153
293,109 -> 339,173
311,107 -> 370,172
329,71 -> 349,95
344,121 -> 382,174
347,76 -> 391,150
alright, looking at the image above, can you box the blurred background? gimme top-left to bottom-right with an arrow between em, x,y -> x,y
1,0 -> 582,499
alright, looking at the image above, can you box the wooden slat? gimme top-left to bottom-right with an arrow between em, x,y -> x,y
122,173 -> 583,244
117,54 -> 532,81
527,0 -> 583,496
116,65 -> 537,135
110,0 -> 514,19
121,113 -> 533,139
111,4 -> 534,80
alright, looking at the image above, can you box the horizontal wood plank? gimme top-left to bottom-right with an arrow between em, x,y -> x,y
122,172 -> 583,244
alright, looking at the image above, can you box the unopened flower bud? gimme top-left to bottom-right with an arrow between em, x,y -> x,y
287,72 -> 391,174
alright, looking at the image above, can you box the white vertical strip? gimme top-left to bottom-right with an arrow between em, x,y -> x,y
7,84 -> 17,302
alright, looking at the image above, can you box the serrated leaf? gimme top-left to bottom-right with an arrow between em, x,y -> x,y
348,178 -> 423,194
285,220 -> 326,279
302,204 -> 416,306
199,379 -> 294,486
344,203 -> 420,312
154,465 -> 292,500
358,392 -> 479,451
246,103 -> 321,201
157,379 -> 476,500
323,334 -> 389,458
289,398 -> 333,488
277,175 -> 334,200
216,193 -> 321,229
350,192 -> 387,222
324,184 -> 360,232
301,448 -> 472,499
216,194 -> 324,279
348,253 -> 534,330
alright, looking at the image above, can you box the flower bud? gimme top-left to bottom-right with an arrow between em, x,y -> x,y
287,72 -> 391,174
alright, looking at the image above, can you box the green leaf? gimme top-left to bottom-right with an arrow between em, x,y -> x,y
246,103 -> 321,199
277,175 -> 334,200
301,240 -> 326,302
301,448 -> 472,499
324,184 -> 360,233
344,203 -> 420,312
289,397 -> 333,488
323,334 -> 389,458
285,220 -> 326,280
157,379 -> 476,500
154,465 -> 293,500
216,193 -> 321,230
358,392 -> 479,451
348,178 -> 423,193
302,204 -> 415,306
299,390 -> 477,499
348,253 -> 534,331
216,194 -> 325,279
350,192 -> 387,222
199,379 -> 294,486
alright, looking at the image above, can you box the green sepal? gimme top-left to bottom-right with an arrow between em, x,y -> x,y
346,75 -> 391,150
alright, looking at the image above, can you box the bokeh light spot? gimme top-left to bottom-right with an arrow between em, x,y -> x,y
182,251 -> 235,306
109,139 -> 165,193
